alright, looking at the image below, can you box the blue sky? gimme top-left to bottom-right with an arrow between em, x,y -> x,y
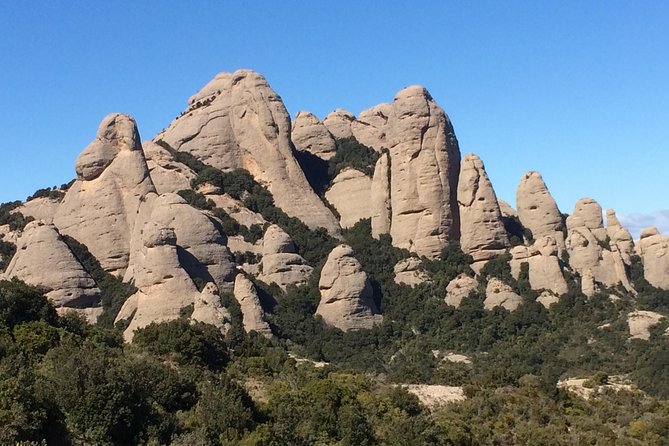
1,1 -> 667,235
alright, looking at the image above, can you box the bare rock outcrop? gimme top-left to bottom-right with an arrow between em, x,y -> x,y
206,194 -> 267,228
606,209 -> 635,263
637,227 -> 669,290
627,310 -> 665,340
386,86 -> 461,258
445,274 -> 478,308
323,109 -> 355,139
233,274 -> 272,337
516,171 -> 564,250
510,236 -> 568,295
258,225 -> 312,289
393,257 -> 430,287
143,140 -> 196,194
325,168 -> 372,228
457,153 -> 509,263
536,291 -> 560,308
351,104 -> 391,151
191,282 -> 232,333
3,221 -> 101,319
18,196 -> 63,225
155,70 -> 340,235
370,151 -> 391,238
54,113 -> 156,276
316,244 -> 382,331
291,111 -> 337,160
498,200 -> 518,219
484,277 -> 522,311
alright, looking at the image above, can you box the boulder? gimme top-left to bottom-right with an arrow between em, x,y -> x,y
457,153 -> 509,262
445,274 -> 478,308
323,109 -> 355,139
393,257 -> 430,287
191,282 -> 232,333
627,310 -> 665,340
142,140 -> 196,194
484,277 -> 522,311
370,151 -> 391,238
510,236 -> 568,295
536,291 -> 560,308
386,86 -> 461,258
637,227 -> 669,290
155,70 -> 340,235
316,244 -> 382,331
3,221 -> 101,317
53,113 -> 156,276
291,111 -> 337,160
516,171 -> 564,250
233,274 -> 272,337
258,225 -> 312,290
325,168 -> 372,228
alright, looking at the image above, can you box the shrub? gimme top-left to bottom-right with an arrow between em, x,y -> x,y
328,137 -> 379,178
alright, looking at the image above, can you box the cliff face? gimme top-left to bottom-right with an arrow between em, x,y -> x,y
3,69 -> 667,341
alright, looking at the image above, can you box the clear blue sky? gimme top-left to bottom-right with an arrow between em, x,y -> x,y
1,1 -> 667,235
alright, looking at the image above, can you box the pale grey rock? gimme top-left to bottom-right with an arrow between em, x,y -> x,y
18,197 -> 63,225
637,227 -> 669,290
536,291 -> 560,308
191,282 -> 232,333
323,109 -> 355,139
3,221 -> 101,311
258,225 -> 312,290
291,111 -> 337,160
606,209 -> 635,264
143,140 -> 196,194
316,244 -> 382,331
387,86 -> 461,258
445,274 -> 478,308
370,151 -> 391,238
155,70 -> 340,235
484,277 -> 522,311
324,168 -> 372,228
206,194 -> 267,228
54,113 -> 156,276
628,310 -> 665,340
516,171 -> 565,250
393,257 -> 430,287
510,236 -> 568,295
457,153 -> 509,262
581,269 -> 597,297
351,103 -> 391,151
233,274 -> 272,337
498,200 -> 518,219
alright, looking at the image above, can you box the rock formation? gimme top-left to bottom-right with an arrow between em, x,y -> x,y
393,257 -> 430,287
143,140 -> 196,194
53,113 -> 156,276
258,225 -> 312,289
516,171 -> 564,249
370,151 -> 391,238
484,277 -> 522,311
627,310 -> 665,340
637,227 -> 669,290
233,274 -> 272,337
323,109 -> 355,139
291,111 -> 337,160
351,104 -> 391,151
324,168 -> 372,228
191,282 -> 232,333
457,153 -> 509,263
536,291 -> 560,308
606,209 -> 635,263
155,70 -> 340,235
510,236 -> 568,295
2,221 -> 101,320
18,196 -> 63,225
445,274 -> 478,308
316,245 -> 382,331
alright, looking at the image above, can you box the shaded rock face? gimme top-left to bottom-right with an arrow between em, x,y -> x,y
627,310 -> 665,340
445,274 -> 478,308
323,109 -> 355,139
143,140 -> 196,194
637,227 -> 669,290
384,86 -> 461,258
606,209 -> 635,264
3,221 -> 101,317
565,198 -> 634,293
258,225 -> 312,290
457,153 -> 509,263
54,114 -> 156,276
233,274 -> 272,337
291,111 -> 337,160
370,151 -> 391,238
393,257 -> 430,287
484,278 -> 522,311
316,245 -> 382,331
117,222 -> 202,341
156,70 -> 340,235
125,193 -> 236,293
510,236 -> 568,296
325,168 -> 372,228
516,171 -> 564,250
191,282 -> 232,333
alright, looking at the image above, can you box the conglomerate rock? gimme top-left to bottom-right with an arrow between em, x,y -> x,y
325,168 -> 372,228
233,274 -> 272,337
291,111 -> 337,160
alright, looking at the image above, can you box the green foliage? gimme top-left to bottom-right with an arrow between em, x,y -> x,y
26,187 -> 65,202
60,235 -> 136,328
328,137 -> 379,178
177,189 -> 215,210
155,139 -> 207,173
0,238 -> 16,272
133,319 -> 229,370
0,201 -> 33,231
0,279 -> 57,329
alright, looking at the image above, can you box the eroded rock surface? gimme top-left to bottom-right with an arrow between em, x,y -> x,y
143,140 -> 196,194
393,257 -> 430,287
291,111 -> 337,160
510,236 -> 568,295
325,168 -> 372,228
627,310 -> 665,340
233,274 -> 272,337
316,245 -> 382,331
191,282 -> 232,333
516,171 -> 564,250
484,277 -> 522,311
351,104 -> 391,151
258,225 -> 312,289
637,227 -> 669,290
323,109 -> 355,139
445,274 -> 478,308
370,151 -> 391,238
